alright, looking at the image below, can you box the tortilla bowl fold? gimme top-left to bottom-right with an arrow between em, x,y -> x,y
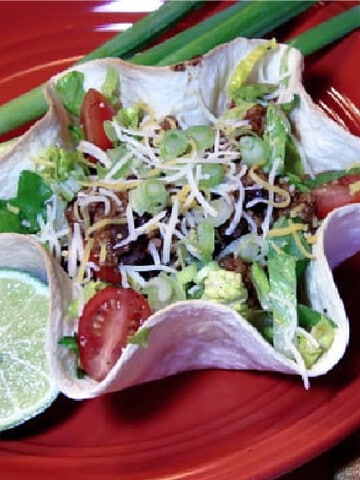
0,37 -> 360,399
52,199 -> 356,399
305,204 -> 360,377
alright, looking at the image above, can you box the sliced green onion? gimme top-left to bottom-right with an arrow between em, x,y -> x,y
197,221 -> 215,263
159,129 -> 189,161
197,197 -> 234,227
130,178 -> 168,215
143,273 -> 186,311
103,120 -> 118,143
185,125 -> 215,152
236,233 -> 269,264
239,135 -> 268,166
199,163 -> 224,189
176,263 -> 198,285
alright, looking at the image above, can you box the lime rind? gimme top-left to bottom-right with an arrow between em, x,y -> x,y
0,268 -> 58,431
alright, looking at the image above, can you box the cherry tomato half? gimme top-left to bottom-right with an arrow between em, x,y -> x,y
314,174 -> 360,219
80,88 -> 116,151
78,286 -> 152,381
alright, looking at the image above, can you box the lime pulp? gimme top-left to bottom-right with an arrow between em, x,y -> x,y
0,268 -> 58,431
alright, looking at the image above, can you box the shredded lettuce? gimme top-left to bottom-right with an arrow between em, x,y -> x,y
0,206 -> 24,234
3,170 -> 52,233
36,146 -> 86,201
228,38 -> 278,101
239,135 -> 268,166
263,102 -> 289,173
232,82 -> 277,102
128,327 -> 151,347
185,125 -> 215,153
267,247 -> 298,357
55,71 -> 85,116
102,67 -> 120,106
116,104 -> 142,129
251,262 -> 271,311
284,134 -> 304,176
130,178 -> 169,215
288,167 -> 360,192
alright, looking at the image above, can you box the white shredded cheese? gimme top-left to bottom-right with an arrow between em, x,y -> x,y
78,140 -> 112,169
261,157 -> 280,236
162,196 -> 179,264
115,209 -> 167,249
225,164 -> 247,236
67,222 -> 85,279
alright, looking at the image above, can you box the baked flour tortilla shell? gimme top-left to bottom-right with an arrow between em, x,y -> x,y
1,37 -> 360,399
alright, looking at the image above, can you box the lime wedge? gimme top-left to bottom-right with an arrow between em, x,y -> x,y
0,268 -> 58,431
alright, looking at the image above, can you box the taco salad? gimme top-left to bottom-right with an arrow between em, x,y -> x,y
1,37 -> 360,399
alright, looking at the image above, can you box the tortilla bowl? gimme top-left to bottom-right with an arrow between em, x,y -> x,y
1,37 -> 360,399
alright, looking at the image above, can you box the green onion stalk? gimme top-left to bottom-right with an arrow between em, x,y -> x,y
0,1 -> 359,137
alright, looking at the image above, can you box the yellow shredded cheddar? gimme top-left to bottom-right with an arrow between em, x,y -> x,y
293,230 -> 314,259
80,179 -> 140,191
99,241 -> 107,264
76,237 -> 94,284
249,165 -> 291,208
290,203 -> 305,218
86,217 -> 128,236
305,233 -> 318,245
267,222 -> 308,238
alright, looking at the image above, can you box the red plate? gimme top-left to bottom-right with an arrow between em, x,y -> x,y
1,2 -> 360,479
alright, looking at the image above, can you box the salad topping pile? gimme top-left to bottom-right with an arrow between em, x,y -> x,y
2,40 -> 359,383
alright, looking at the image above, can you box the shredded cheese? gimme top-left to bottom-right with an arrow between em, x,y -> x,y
267,222 -> 308,238
162,196 -> 179,264
76,237 -> 94,284
292,230 -> 315,260
290,203 -> 305,218
99,241 -> 107,264
67,222 -> 85,279
86,217 -> 128,237
115,210 -> 167,249
78,140 -> 112,169
80,178 -> 140,191
249,163 -> 291,209
225,164 -> 247,236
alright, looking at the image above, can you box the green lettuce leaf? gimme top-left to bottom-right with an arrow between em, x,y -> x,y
55,71 -> 85,116
8,170 -> 52,233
